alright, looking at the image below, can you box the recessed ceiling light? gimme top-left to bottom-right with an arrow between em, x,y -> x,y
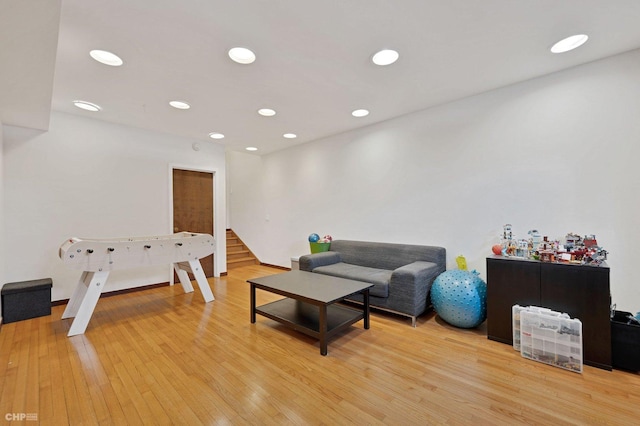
258,108 -> 276,116
208,132 -> 225,139
89,49 -> 123,66
246,147 -> 258,151
352,109 -> 369,117
550,34 -> 589,53
169,101 -> 190,110
228,47 -> 256,64
372,49 -> 399,66
73,100 -> 101,112
283,133 -> 297,139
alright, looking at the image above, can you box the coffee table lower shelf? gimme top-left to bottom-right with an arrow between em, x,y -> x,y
255,298 -> 365,354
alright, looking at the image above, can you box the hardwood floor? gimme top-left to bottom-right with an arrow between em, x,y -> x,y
1,264 -> 639,425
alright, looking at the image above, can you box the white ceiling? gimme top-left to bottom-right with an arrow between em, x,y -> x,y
3,1 -> 640,155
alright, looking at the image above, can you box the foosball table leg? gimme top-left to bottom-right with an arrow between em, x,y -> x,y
174,262 -> 195,293
173,261 -> 214,303
62,270 -> 110,336
189,259 -> 215,303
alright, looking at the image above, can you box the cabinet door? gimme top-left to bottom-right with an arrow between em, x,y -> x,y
487,258 -> 540,344
540,263 -> 611,370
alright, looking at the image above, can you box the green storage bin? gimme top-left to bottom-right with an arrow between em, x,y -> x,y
310,242 -> 331,253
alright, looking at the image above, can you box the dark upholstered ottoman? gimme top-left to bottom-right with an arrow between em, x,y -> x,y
1,278 -> 53,323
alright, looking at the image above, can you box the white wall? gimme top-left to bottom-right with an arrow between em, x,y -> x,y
3,111 -> 226,302
226,151 -> 264,237
229,49 -> 640,312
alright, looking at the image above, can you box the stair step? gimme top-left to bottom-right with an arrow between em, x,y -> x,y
227,250 -> 251,261
227,257 -> 259,268
228,248 -> 249,254
226,229 -> 259,269
228,256 -> 257,263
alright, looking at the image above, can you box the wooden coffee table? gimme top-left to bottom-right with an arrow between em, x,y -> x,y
248,270 -> 372,355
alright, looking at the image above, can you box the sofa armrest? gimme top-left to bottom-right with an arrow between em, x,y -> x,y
389,261 -> 444,313
299,251 -> 342,271
391,261 -> 442,284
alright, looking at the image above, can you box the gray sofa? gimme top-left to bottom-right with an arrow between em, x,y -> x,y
299,240 -> 446,326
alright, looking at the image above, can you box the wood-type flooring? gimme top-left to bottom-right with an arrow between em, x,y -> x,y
1,265 -> 639,425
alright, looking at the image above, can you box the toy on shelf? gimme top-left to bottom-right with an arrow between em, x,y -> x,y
557,233 -> 608,265
502,224 -> 513,242
538,235 -> 556,262
528,229 -> 542,252
492,225 -> 608,266
497,224 -> 530,259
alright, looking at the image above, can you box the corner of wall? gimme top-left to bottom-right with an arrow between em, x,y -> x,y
0,120 -> 4,321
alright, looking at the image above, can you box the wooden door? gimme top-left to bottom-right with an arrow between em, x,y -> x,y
173,169 -> 214,277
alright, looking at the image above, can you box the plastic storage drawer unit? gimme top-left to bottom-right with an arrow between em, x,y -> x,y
1,278 -> 53,323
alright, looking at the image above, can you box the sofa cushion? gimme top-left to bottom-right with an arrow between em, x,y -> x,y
312,262 -> 391,298
330,240 -> 446,271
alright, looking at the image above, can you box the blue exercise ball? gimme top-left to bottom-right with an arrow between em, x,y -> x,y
431,269 -> 487,328
308,233 -> 320,243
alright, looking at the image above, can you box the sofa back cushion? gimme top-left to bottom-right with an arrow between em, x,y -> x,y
330,240 -> 445,270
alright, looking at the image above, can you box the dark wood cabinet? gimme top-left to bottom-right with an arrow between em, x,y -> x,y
487,256 -> 611,370
486,258 -> 540,346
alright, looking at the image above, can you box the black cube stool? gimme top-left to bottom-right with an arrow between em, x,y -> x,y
611,310 -> 640,371
1,278 -> 53,324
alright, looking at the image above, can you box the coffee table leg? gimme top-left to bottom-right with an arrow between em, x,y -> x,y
363,289 -> 370,329
319,305 -> 328,356
250,284 -> 256,323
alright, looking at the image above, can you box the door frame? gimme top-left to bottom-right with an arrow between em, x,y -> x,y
168,164 -> 222,282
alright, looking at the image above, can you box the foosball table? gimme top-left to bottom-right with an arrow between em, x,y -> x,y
59,232 -> 215,336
